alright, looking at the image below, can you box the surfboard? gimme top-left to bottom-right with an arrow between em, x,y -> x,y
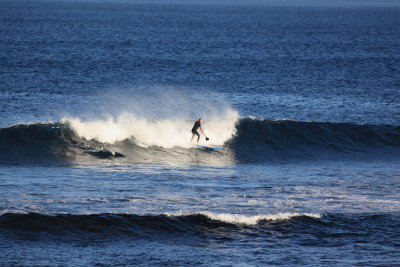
195,145 -> 224,150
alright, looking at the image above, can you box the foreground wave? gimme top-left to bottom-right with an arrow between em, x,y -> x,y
0,118 -> 399,164
1,212 -> 399,247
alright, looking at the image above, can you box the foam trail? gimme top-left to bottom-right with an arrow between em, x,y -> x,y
65,109 -> 239,148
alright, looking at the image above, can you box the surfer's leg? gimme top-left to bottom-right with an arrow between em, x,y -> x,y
191,130 -> 200,143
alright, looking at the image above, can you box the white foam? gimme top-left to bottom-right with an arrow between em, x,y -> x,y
64,109 -> 239,148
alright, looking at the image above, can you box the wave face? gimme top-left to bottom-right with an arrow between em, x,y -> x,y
230,118 -> 400,161
0,118 -> 399,164
0,123 -> 79,164
1,212 -> 399,247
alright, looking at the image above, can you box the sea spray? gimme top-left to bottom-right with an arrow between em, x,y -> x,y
63,87 -> 240,147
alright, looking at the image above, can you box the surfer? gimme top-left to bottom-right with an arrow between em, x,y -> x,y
191,118 -> 209,143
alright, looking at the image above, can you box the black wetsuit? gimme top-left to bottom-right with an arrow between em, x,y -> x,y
192,120 -> 201,142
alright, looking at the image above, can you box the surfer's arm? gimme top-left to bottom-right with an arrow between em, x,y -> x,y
199,127 -> 209,140
199,126 -> 206,136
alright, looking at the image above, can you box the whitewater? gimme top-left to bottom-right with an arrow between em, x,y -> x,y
65,110 -> 239,148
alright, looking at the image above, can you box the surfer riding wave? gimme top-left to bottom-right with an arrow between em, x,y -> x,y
191,118 -> 209,143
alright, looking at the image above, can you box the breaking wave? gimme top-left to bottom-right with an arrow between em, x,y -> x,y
0,117 -> 399,164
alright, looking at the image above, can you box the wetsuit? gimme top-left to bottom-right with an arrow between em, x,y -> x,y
192,120 -> 201,142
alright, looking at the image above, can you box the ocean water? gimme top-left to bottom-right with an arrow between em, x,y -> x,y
1,0 -> 400,266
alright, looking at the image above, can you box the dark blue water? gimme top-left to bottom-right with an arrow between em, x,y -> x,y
1,1 -> 400,266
